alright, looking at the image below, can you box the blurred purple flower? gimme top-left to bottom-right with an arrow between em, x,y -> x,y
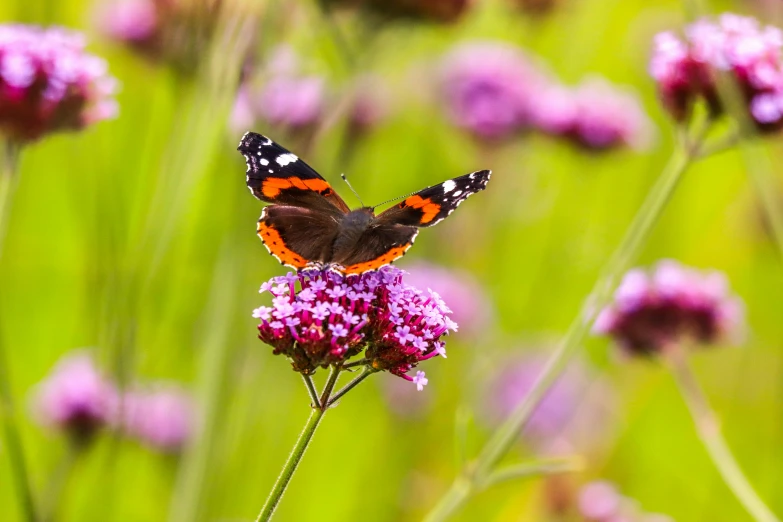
99,0 -> 158,44
347,74 -> 391,136
253,266 -> 456,388
483,354 -> 612,453
440,41 -> 549,140
32,352 -> 118,444
578,481 -> 674,522
230,46 -> 326,133
379,373 -> 433,417
0,24 -> 118,142
534,77 -> 653,151
593,260 -> 744,355
121,385 -> 195,452
650,13 -> 783,130
402,261 -> 493,337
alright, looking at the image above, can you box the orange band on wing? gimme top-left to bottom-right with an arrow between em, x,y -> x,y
404,195 -> 441,224
257,220 -> 308,269
342,243 -> 412,275
262,177 -> 333,199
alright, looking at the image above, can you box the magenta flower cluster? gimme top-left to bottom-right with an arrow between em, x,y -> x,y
440,41 -> 651,150
578,481 -> 673,522
0,24 -> 118,142
33,352 -> 194,451
651,13 -> 783,129
593,260 -> 744,355
253,266 -> 457,388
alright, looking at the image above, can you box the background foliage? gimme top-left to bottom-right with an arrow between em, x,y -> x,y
1,0 -> 782,520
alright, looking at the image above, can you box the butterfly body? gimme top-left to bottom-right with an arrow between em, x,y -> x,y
239,132 -> 490,274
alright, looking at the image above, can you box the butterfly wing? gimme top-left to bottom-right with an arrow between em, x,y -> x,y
332,225 -> 419,275
257,205 -> 342,270
238,132 -> 351,214
374,170 -> 491,227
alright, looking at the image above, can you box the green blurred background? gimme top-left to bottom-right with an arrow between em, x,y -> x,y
2,0 -> 783,520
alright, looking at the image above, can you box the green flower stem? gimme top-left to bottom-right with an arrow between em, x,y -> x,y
0,142 -> 37,522
480,457 -> 584,489
424,141 -> 698,522
669,355 -> 780,522
302,374 -> 320,407
256,365 -> 342,522
326,367 -> 375,408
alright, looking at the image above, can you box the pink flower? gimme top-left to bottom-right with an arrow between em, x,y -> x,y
121,385 -> 195,452
254,266 -> 457,387
0,24 -> 118,142
534,77 -> 653,151
593,260 -> 745,355
402,261 -> 493,337
32,352 -> 118,443
440,41 -> 549,140
650,13 -> 783,130
578,481 -> 674,521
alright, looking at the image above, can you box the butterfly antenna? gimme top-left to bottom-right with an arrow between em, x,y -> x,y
341,173 -> 365,207
370,189 -> 420,211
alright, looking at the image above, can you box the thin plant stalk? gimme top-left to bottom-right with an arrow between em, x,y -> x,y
0,142 -> 37,522
326,366 -> 374,407
424,137 -> 700,522
255,365 -> 341,522
668,355 -> 780,522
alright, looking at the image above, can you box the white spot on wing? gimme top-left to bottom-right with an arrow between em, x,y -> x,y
452,190 -> 463,197
443,179 -> 456,192
260,158 -> 269,166
276,153 -> 298,166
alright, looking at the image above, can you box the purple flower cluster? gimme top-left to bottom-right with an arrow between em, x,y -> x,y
0,24 -> 118,142
231,46 -> 325,134
121,385 -> 195,452
253,266 -> 457,388
650,13 -> 783,129
534,77 -> 652,150
593,260 -> 744,355
440,41 -> 651,150
33,352 -> 118,444
402,261 -> 493,337
578,481 -> 673,522
33,352 -> 194,451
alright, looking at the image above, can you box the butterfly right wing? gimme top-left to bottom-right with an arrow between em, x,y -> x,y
238,132 -> 350,215
257,205 -> 341,269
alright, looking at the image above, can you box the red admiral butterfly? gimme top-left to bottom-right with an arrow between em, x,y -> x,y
238,132 -> 491,274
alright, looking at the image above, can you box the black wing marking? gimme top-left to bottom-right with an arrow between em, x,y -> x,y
332,224 -> 419,275
256,205 -> 342,269
238,132 -> 350,214
374,170 -> 491,228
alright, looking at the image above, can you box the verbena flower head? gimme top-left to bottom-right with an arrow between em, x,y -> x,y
403,261 -> 493,337
593,260 -> 744,355
253,266 -> 456,387
33,352 -> 118,443
650,13 -> 783,130
579,481 -> 674,521
231,46 -> 325,133
534,77 -> 653,151
121,385 -> 195,452
0,24 -> 118,142
440,41 -> 548,140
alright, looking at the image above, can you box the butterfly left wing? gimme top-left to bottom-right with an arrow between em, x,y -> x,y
238,132 -> 350,214
332,224 -> 419,275
373,170 -> 491,228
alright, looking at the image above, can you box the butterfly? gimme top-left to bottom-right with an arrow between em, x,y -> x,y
238,132 -> 491,275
